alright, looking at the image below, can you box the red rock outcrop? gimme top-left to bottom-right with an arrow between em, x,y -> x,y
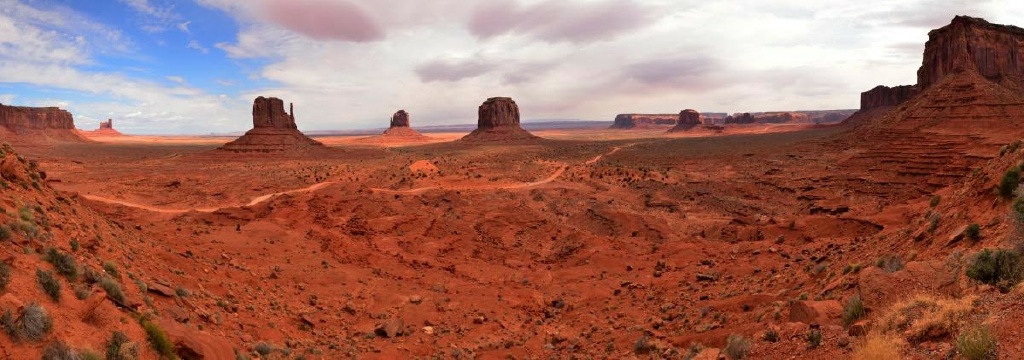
861,85 -> 920,110
461,97 -> 539,141
219,97 -> 324,152
668,109 -> 702,132
918,15 -> 1024,91
99,119 -> 113,130
0,103 -> 85,142
724,113 -> 755,124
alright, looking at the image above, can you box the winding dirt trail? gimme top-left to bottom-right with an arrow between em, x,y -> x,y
82,181 -> 339,214
80,143 -> 638,212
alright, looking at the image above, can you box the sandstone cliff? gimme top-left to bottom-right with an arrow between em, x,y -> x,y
918,15 -> 1024,91
0,103 -> 85,142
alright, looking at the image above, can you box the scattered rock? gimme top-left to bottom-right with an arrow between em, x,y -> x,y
375,318 -> 405,338
789,300 -> 842,325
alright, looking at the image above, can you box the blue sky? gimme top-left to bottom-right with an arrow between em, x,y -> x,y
0,0 -> 1021,134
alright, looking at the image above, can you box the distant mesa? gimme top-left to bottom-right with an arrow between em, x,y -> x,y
380,110 -> 429,141
860,85 -> 919,110
0,103 -> 85,142
610,114 -> 677,129
82,118 -> 123,137
219,96 -> 324,152
461,97 -> 539,141
668,109 -> 702,132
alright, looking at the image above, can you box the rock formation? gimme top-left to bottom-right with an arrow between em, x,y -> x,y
381,110 -> 428,141
668,109 -> 702,132
219,97 -> 324,152
724,113 -> 755,124
918,15 -> 1024,91
82,119 -> 123,137
390,110 -> 410,128
610,114 -> 677,129
860,85 -> 920,110
461,97 -> 539,141
0,103 -> 85,142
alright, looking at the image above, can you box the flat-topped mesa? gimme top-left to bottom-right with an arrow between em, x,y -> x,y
610,114 -> 676,129
860,85 -> 920,110
668,109 -> 702,132
219,96 -> 323,152
918,15 -> 1024,90
0,103 -> 75,131
0,103 -> 85,142
390,110 -> 410,128
462,97 -> 539,141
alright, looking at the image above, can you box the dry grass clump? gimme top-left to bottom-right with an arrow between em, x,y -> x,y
851,332 -> 902,360
875,294 -> 975,343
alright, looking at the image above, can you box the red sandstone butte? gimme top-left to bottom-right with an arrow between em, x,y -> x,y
461,97 -> 539,141
219,97 -> 323,152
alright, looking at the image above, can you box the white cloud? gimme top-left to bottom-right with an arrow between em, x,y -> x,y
119,0 -> 179,32
177,20 -> 191,33
187,40 -> 209,54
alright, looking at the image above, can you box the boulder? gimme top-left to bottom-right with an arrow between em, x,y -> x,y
789,300 -> 842,325
857,260 -> 960,308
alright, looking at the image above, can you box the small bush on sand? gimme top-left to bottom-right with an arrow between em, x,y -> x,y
956,326 -> 997,360
724,334 -> 752,359
966,248 -> 1024,293
42,339 -> 79,360
1000,167 -> 1021,198
851,332 -> 901,360
842,295 -> 866,327
142,320 -> 175,359
44,248 -> 78,280
36,269 -> 61,302
1,302 -> 52,342
806,328 -> 822,349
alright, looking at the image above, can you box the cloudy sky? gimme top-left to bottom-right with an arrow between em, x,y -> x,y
0,0 -> 1021,134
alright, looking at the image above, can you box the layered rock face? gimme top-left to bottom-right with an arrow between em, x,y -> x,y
462,97 -> 539,141
219,97 -> 323,152
99,119 -> 113,130
390,110 -> 410,128
669,109 -> 702,132
917,16 -> 1024,91
252,97 -> 297,129
724,113 -> 755,124
381,110 -> 428,141
0,103 -> 85,142
861,85 -> 920,110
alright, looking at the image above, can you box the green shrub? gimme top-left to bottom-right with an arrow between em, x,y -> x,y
0,262 -> 10,292
1000,167 -> 1021,198
876,255 -> 904,273
103,261 -> 119,277
1,303 -> 53,342
254,342 -> 273,356
806,328 -> 823,349
763,329 -> 779,342
100,277 -> 127,305
966,248 -> 1023,293
955,326 -> 997,360
36,269 -> 61,302
142,320 -> 175,359
965,224 -> 982,242
842,295 -> 866,327
106,331 -> 138,360
42,339 -> 79,360
45,248 -> 78,281
0,225 -> 10,241
724,334 -> 752,359
930,195 -> 941,207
